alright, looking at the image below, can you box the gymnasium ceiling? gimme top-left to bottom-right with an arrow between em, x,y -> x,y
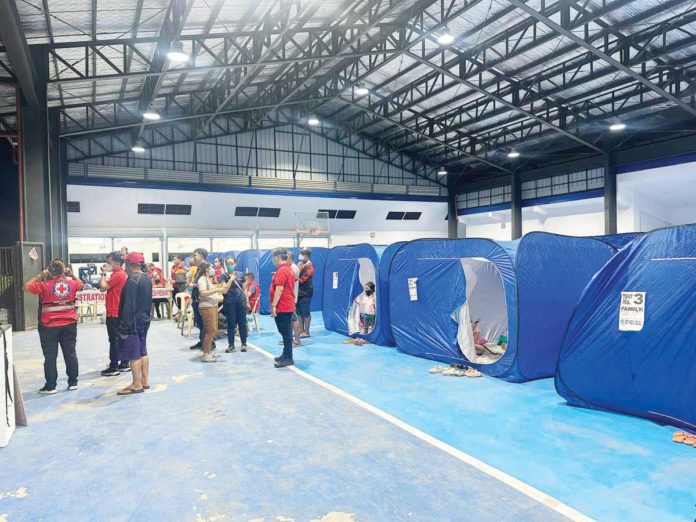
1,0 -> 696,187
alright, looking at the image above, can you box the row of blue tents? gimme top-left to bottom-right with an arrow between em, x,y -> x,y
198,225 -> 694,431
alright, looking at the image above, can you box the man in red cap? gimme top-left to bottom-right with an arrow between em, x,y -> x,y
99,251 -> 129,376
116,252 -> 152,395
23,259 -> 83,393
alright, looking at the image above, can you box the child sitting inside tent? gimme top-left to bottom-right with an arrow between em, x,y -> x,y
354,281 -> 377,334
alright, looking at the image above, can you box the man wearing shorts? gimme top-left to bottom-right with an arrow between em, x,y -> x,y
116,252 -> 152,396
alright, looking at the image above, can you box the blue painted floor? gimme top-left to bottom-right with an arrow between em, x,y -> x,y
2,316 -> 568,522
255,314 -> 696,522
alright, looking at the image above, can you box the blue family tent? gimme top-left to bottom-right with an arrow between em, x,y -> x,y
322,243 -> 404,346
259,247 -> 328,315
556,224 -> 696,430
235,249 -> 267,281
593,232 -> 644,249
389,233 -> 618,382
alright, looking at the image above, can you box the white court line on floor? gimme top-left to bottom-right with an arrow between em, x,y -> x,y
247,341 -> 593,522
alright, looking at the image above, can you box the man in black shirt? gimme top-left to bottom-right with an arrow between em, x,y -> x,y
117,252 -> 152,396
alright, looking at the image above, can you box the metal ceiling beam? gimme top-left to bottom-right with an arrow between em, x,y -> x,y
508,0 -> 696,118
0,0 -> 40,106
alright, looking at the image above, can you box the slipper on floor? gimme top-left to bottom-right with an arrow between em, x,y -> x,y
300,333 -> 310,338
429,365 -> 450,374
117,386 -> 144,396
143,385 -> 150,390
464,367 -> 482,378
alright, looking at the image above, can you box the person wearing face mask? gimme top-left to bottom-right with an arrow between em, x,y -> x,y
297,248 -> 314,338
354,281 -> 377,334
195,262 -> 232,362
98,251 -> 130,376
218,257 -> 249,353
213,257 -> 224,283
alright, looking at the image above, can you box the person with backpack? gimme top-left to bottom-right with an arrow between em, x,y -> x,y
23,259 -> 82,394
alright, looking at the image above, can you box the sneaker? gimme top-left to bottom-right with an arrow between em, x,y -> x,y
117,363 -> 131,373
101,367 -> 120,377
240,345 -> 248,352
201,353 -> 216,363
67,383 -> 78,391
38,386 -> 57,395
274,358 -> 295,368
225,346 -> 236,353
190,341 -> 203,350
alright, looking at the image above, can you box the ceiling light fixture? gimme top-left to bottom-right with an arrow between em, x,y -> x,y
437,167 -> 447,176
142,111 -> 161,121
131,144 -> 146,153
354,83 -> 369,96
167,41 -> 189,64
437,28 -> 455,45
609,122 -> 626,132
307,115 -> 320,126
507,150 -> 520,159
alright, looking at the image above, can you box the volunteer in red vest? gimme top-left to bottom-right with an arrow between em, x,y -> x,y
269,247 -> 296,368
244,273 -> 260,313
99,251 -> 129,376
23,259 -> 82,394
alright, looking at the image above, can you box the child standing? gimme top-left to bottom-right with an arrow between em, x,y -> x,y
354,282 -> 376,334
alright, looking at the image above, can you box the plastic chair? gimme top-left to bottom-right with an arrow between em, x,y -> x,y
175,292 -> 193,337
247,299 -> 260,333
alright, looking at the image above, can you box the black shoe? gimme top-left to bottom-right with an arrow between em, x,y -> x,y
101,367 -> 120,377
67,383 -> 78,391
190,341 -> 203,350
212,341 -> 217,351
274,355 -> 282,362
117,363 -> 131,372
274,358 -> 295,368
225,346 -> 236,353
241,345 -> 248,352
38,386 -> 57,395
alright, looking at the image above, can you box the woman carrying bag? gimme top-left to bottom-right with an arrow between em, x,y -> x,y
195,262 -> 231,363
219,257 -> 249,353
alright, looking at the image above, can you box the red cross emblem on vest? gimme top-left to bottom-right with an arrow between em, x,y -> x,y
53,281 -> 70,298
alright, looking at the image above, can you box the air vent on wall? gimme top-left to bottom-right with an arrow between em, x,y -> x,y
386,211 -> 421,221
165,204 -> 192,215
66,201 -> 80,213
318,209 -> 356,220
138,203 -> 165,215
234,207 -> 281,217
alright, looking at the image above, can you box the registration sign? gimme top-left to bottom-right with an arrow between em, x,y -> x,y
619,291 -> 646,331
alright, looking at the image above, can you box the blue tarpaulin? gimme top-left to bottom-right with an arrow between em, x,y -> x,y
322,243 -> 403,345
235,249 -> 267,281
556,224 -> 696,430
389,233 -> 617,381
593,233 -> 644,249
259,247 -> 328,315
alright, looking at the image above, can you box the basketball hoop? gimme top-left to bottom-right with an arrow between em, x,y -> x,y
296,211 -> 330,244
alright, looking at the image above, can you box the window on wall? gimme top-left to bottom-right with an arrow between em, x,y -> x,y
319,209 -> 357,219
138,203 -> 165,215
521,168 -> 603,201
458,186 -> 512,210
234,207 -> 281,217
165,204 -> 192,215
66,201 -> 80,212
386,211 -> 421,220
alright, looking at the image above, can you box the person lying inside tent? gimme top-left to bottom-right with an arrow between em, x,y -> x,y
354,282 -> 377,334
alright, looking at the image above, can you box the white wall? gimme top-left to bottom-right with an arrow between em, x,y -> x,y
66,184 -> 447,245
618,161 -> 696,232
459,210 -> 512,241
522,198 -> 604,236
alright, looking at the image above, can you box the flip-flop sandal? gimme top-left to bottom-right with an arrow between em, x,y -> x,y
685,435 -> 696,447
300,334 -> 310,338
673,432 -> 687,443
117,386 -> 144,396
464,368 -> 482,378
143,385 -> 150,390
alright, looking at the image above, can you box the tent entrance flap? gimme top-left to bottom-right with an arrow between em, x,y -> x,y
348,258 -> 377,335
456,258 -> 509,365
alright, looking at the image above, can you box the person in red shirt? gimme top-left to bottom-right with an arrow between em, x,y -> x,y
269,247 -> 296,368
213,257 -> 224,283
23,259 -> 83,394
244,273 -> 260,313
98,251 -> 129,376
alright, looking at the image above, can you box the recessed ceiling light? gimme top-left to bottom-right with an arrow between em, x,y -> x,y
131,144 -> 146,153
354,83 -> 369,96
142,111 -> 160,121
437,167 -> 447,176
167,41 -> 189,64
609,122 -> 626,131
437,29 -> 455,46
507,150 -> 520,159
307,116 -> 320,126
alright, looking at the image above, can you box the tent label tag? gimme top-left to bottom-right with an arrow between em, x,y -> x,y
332,272 -> 338,289
408,278 -> 418,301
619,291 -> 646,331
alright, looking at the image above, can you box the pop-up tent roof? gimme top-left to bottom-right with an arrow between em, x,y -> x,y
322,243 -> 403,346
556,224 -> 696,430
593,232 -> 644,249
235,249 -> 267,281
259,247 -> 328,314
389,233 -> 617,381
